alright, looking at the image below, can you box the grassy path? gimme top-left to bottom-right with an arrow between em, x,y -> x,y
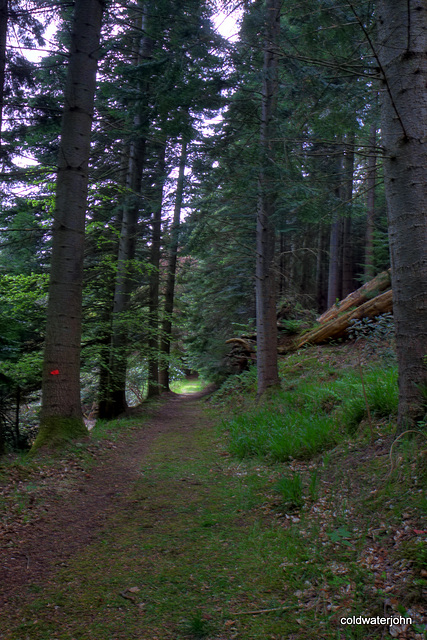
1,393 -> 294,640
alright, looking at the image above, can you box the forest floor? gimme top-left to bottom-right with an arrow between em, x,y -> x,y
0,369 -> 426,640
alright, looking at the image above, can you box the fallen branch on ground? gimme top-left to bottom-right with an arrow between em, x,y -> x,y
230,605 -> 295,616
317,269 -> 391,324
280,290 -> 393,353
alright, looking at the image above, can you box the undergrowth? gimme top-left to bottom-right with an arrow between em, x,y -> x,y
212,350 -> 399,461
207,345 -> 426,637
1,345 -> 426,639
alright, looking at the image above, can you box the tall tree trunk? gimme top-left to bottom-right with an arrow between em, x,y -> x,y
377,0 -> 427,428
327,216 -> 342,307
279,231 -> 286,298
104,127 -> 146,417
146,142 -> 166,398
159,140 -> 187,392
97,147 -> 129,416
35,0 -> 104,450
255,0 -> 280,397
300,232 -> 312,299
341,135 -> 355,296
327,146 -> 344,307
0,0 -> 7,162
365,124 -> 377,279
98,6 -> 152,419
315,222 -> 329,313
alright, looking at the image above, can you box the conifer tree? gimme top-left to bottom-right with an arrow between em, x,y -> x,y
34,0 -> 104,450
255,0 -> 280,396
377,0 -> 427,428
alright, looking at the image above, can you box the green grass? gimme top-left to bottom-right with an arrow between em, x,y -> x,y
7,409 -> 414,639
215,357 -> 399,461
275,472 -> 304,509
2,348 -> 424,640
170,377 -> 208,394
1,425 -> 307,640
225,406 -> 339,461
0,429 -> 306,640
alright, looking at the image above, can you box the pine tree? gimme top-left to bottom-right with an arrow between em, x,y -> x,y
34,0 -> 104,450
255,0 -> 280,396
377,0 -> 427,428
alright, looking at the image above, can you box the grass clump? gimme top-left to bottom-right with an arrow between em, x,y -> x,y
337,366 -> 398,433
219,356 -> 399,461
275,472 -> 304,509
180,611 -> 212,638
225,407 -> 338,461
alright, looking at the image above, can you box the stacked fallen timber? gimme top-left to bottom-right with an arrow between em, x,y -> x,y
225,270 -> 393,363
280,271 -> 393,353
317,269 -> 391,324
282,289 -> 393,353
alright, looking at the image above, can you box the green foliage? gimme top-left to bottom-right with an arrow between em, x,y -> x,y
225,406 -> 338,461
0,273 -> 48,391
170,377 -> 207,394
218,350 -> 399,462
338,367 -> 398,434
280,319 -> 306,335
180,611 -> 212,638
348,313 -> 396,363
399,540 -> 427,571
275,473 -> 304,509
179,252 -> 256,382
210,367 -> 257,405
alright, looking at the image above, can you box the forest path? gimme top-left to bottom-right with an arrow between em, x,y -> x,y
0,391 -> 209,604
0,390 -> 290,639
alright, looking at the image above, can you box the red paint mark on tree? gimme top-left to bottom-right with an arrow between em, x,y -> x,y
50,370 -> 60,375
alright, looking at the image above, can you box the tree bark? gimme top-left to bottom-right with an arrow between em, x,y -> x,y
159,140 -> 187,392
327,146 -> 344,307
98,5 -> 152,419
327,215 -> 342,307
365,124 -> 377,279
279,231 -> 286,298
341,135 -> 355,297
146,142 -> 166,398
36,0 -> 104,450
0,0 -> 7,162
377,0 -> 427,428
104,125 -> 146,417
255,0 -> 281,397
315,222 -> 329,313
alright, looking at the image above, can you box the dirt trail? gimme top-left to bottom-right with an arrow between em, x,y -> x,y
0,390 -> 212,613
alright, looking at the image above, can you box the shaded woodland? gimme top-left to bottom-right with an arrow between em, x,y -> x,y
0,0 -> 426,451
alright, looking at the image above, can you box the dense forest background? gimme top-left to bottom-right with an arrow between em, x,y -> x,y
0,0 -> 425,451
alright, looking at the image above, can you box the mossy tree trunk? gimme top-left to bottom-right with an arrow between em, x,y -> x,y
35,0 -> 104,451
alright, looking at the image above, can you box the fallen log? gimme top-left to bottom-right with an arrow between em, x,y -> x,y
317,269 -> 391,324
279,289 -> 393,353
224,337 -> 256,372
